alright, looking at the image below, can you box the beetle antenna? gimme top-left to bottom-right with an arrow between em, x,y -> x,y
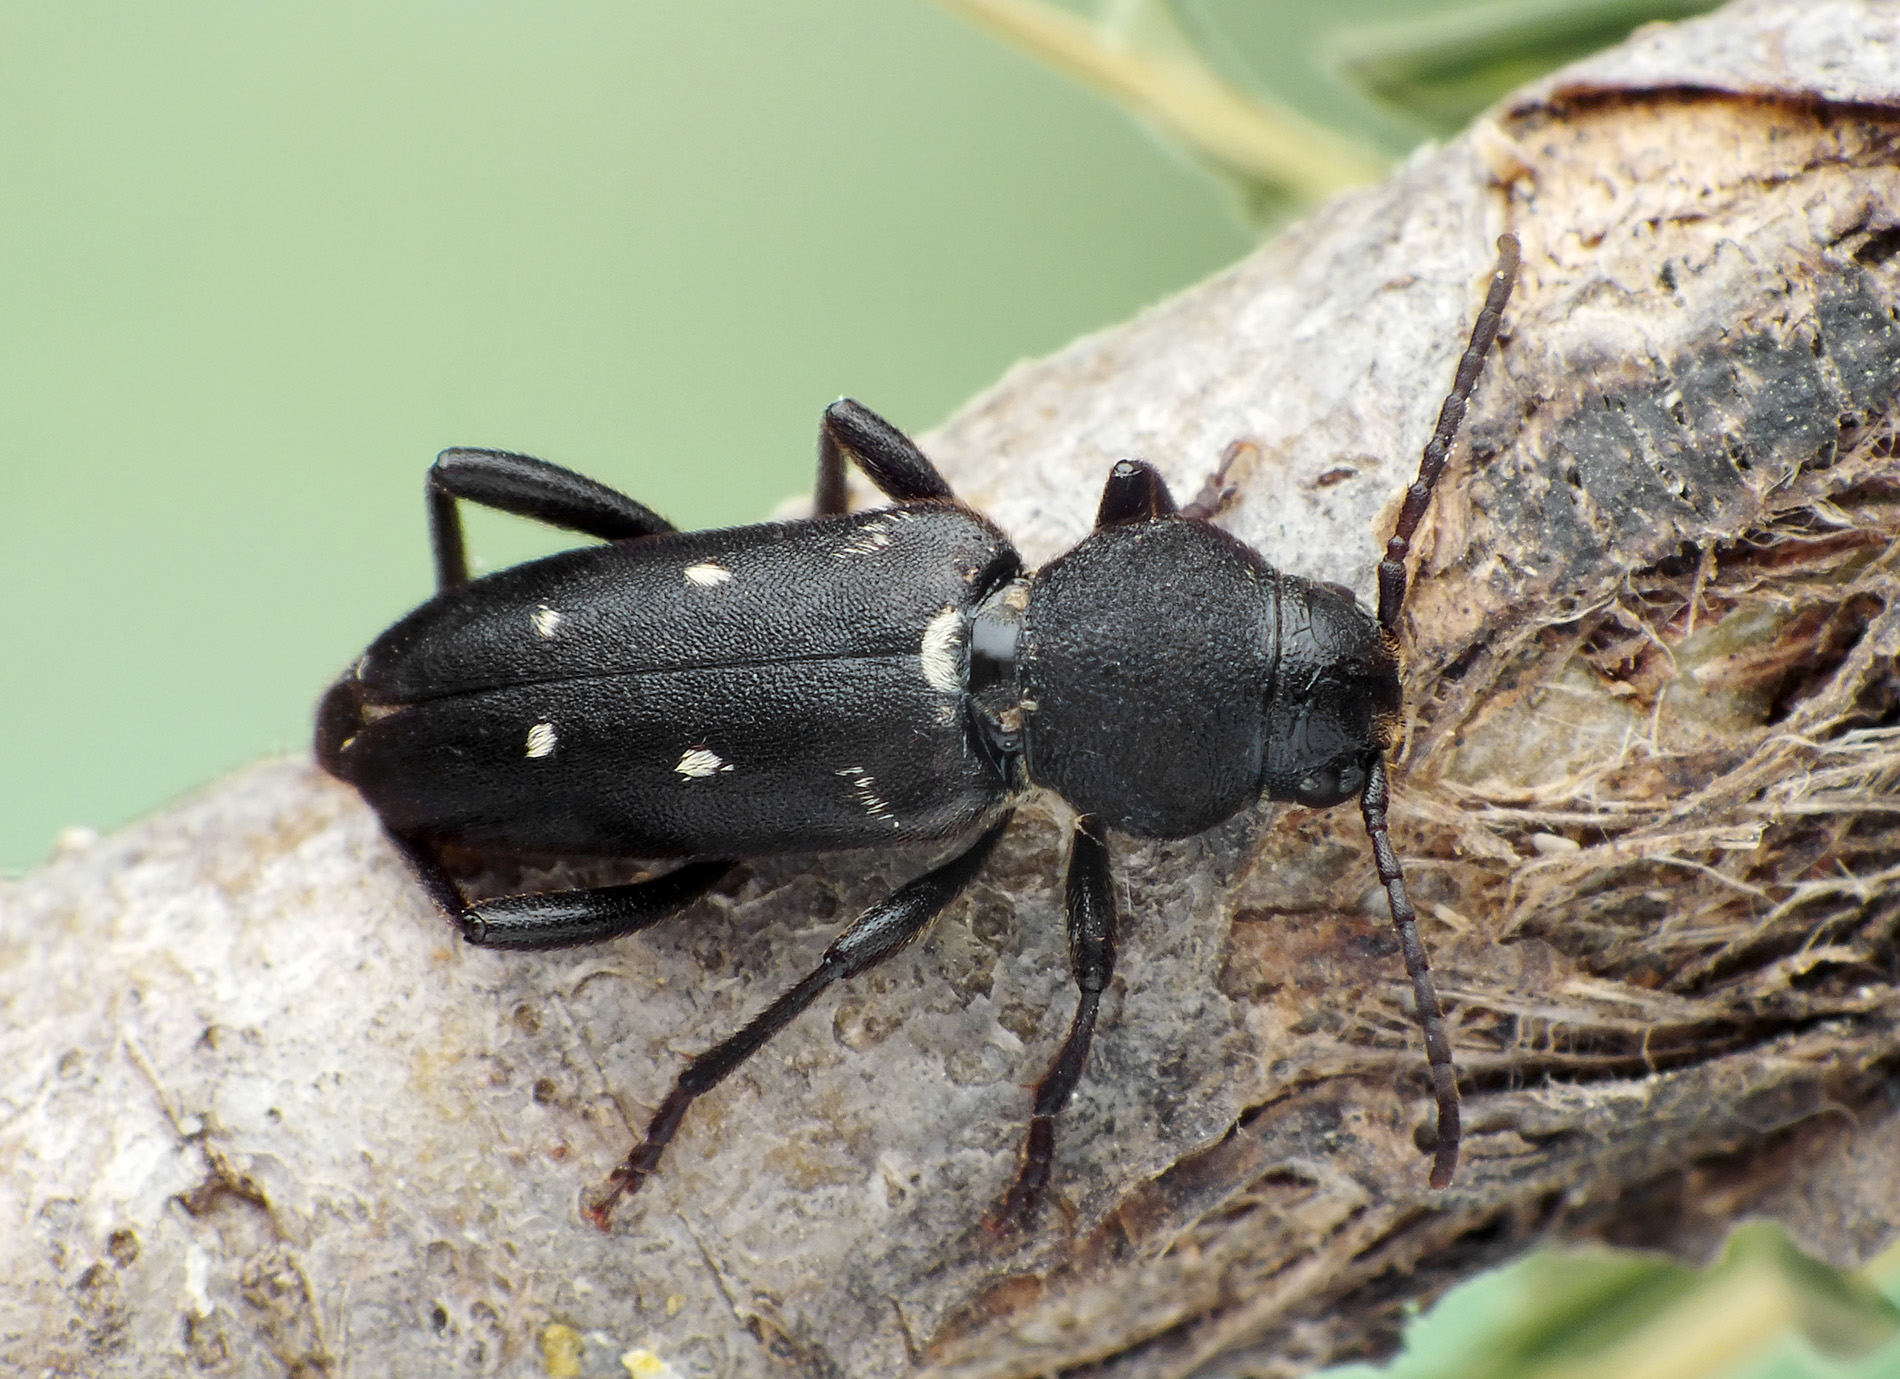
1360,753 -> 1459,1186
1357,235 -> 1516,1189
1376,233 -> 1519,635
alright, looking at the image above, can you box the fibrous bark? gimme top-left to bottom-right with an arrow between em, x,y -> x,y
5,2 -> 1899,1376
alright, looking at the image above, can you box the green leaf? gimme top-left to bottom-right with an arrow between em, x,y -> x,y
933,0 -> 1389,224
1330,0 -> 1726,136
1325,1225 -> 1900,1379
936,0 -> 1728,227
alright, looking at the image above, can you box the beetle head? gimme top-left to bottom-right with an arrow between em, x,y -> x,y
1259,577 -> 1400,808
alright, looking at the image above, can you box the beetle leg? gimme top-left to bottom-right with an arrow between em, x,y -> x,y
1180,439 -> 1257,522
587,812 -> 1012,1229
1094,460 -> 1179,527
1359,754 -> 1461,1188
460,864 -> 736,949
387,830 -> 731,949
427,447 -> 676,590
990,815 -> 1115,1233
815,398 -> 956,515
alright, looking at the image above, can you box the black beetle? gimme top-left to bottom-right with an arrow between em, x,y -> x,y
317,234 -> 1518,1230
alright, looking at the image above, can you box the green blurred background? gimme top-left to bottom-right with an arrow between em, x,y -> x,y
3,0 -> 1257,871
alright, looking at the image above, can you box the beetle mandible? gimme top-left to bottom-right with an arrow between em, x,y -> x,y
317,234 -> 1519,1230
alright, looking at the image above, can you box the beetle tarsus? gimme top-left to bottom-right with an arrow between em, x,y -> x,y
585,1171 -> 641,1231
988,1117 -> 1056,1233
595,820 -> 1012,1216
589,1098 -> 686,1229
990,818 -> 1114,1233
1180,438 -> 1257,522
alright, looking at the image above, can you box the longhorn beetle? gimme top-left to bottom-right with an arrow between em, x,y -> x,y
317,234 -> 1519,1230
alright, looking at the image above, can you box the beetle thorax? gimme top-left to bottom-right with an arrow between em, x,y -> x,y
1015,520 -> 1280,838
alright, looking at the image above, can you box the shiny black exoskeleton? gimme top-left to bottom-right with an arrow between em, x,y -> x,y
318,236 -> 1519,1230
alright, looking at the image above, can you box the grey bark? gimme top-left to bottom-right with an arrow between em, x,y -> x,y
6,2 -> 1900,1376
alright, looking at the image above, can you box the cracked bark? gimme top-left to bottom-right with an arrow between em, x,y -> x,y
6,2 -> 1900,1375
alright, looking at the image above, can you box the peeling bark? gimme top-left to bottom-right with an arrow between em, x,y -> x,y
5,3 -> 1900,1376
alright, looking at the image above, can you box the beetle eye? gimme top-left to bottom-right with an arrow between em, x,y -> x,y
1295,759 -> 1367,808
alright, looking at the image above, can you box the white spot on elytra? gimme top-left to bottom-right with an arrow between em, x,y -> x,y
837,765 -> 899,827
919,606 -> 963,693
525,722 -> 557,758
675,746 -> 733,779
683,562 -> 731,588
833,511 -> 914,561
531,605 -> 562,639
